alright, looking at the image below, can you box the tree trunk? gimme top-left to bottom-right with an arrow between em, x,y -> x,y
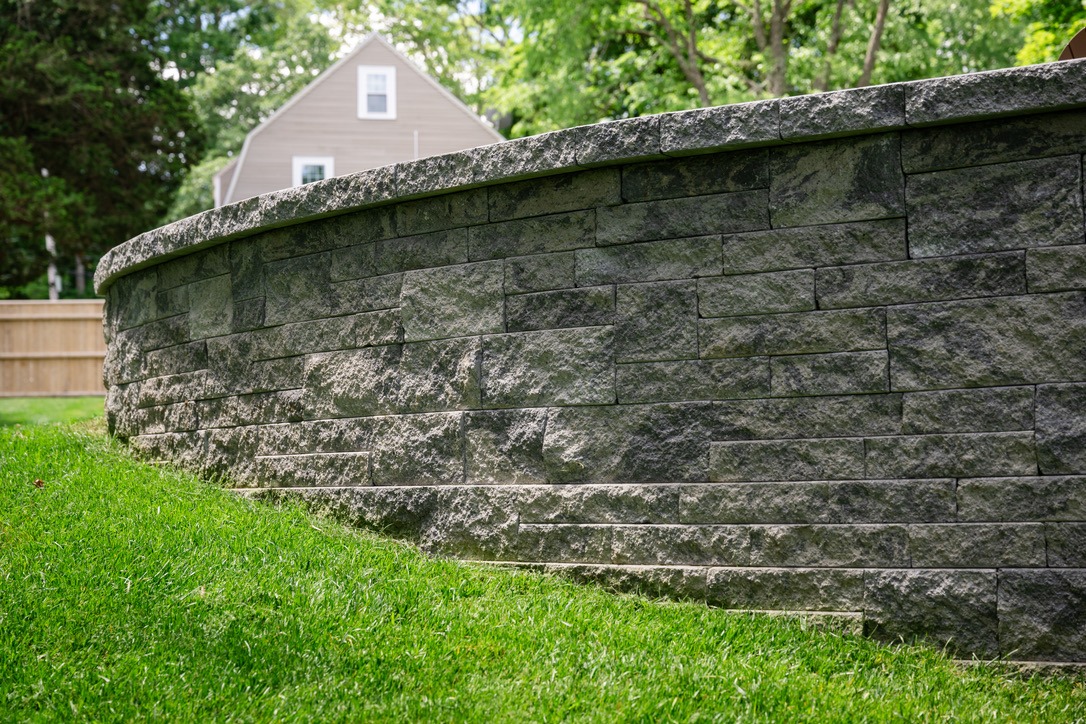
75,252 -> 86,296
857,0 -> 890,88
767,0 -> 791,97
815,0 -> 848,92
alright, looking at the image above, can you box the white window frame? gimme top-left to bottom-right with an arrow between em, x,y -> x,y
357,65 -> 397,120
292,156 -> 335,187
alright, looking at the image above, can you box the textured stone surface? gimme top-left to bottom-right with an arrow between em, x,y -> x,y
469,210 -> 595,261
770,133 -> 904,228
901,386 -> 1034,435
907,156 -> 1084,258
1046,524 -> 1086,567
780,84 -> 906,139
1036,383 -> 1086,475
256,452 -> 371,487
865,432 -> 1037,479
618,358 -> 769,404
712,394 -> 903,440
400,261 -> 504,342
464,409 -> 548,484
574,115 -> 663,166
374,228 -> 468,275
749,524 -> 909,567
707,567 -> 865,611
505,285 -> 614,332
722,219 -> 906,274
596,190 -> 768,246
770,351 -> 889,397
709,438 -> 865,482
263,253 -> 333,325
909,524 -> 1046,568
369,413 -> 465,485
395,188 -> 487,235
1027,245 -> 1086,293
660,100 -> 780,154
615,281 -> 698,362
517,485 -> 679,524
612,525 -> 750,566
887,293 -> 1086,390
698,269 -> 815,317
998,570 -> 1086,661
515,524 -> 613,563
489,169 -> 620,221
481,327 -> 615,408
545,564 -> 706,601
504,252 -> 576,295
958,476 -> 1086,522
700,308 -> 886,359
576,236 -> 722,286
622,149 -> 768,202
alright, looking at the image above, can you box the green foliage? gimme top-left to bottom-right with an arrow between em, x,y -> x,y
992,0 -> 1086,64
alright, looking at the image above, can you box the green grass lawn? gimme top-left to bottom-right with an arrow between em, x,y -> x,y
0,396 -> 104,426
1,420 -> 1084,721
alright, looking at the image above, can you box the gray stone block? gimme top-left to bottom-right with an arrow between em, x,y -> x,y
401,260 -> 505,342
546,563 -> 707,601
543,403 -> 713,484
156,285 -> 188,318
770,133 -> 904,228
723,218 -> 906,274
825,479 -> 956,524
574,115 -> 662,166
902,108 -> 1086,173
863,569 -> 998,657
770,351 -> 889,397
468,210 -> 595,261
395,188 -> 487,235
231,297 -> 265,333
958,476 -> 1086,522
1046,523 -> 1086,567
369,412 -> 466,485
622,149 -> 768,203
617,358 -> 770,404
865,431 -> 1037,479
329,242 -> 376,282
709,438 -> 865,482
162,401 -> 198,433
304,338 -> 482,418
394,148 -> 481,197
504,252 -> 576,295
902,386 -> 1035,435
196,396 -> 238,429
576,236 -> 722,286
157,244 -> 229,290
749,524 -> 909,567
506,285 -> 614,332
329,273 -> 404,315
1027,245 -> 1086,293
374,228 -> 469,275
472,130 -> 579,182
595,190 -> 769,246
910,524 -> 1046,568
235,389 -> 305,426
1036,383 -> 1086,474
258,418 -> 372,456
706,567 -> 865,611
712,394 -> 902,440
515,524 -> 613,564
133,315 -> 190,352
700,308 -> 886,359
817,252 -> 1026,310
481,327 -> 615,408
489,169 -> 620,222
144,340 -> 208,379
112,272 -> 158,329
779,84 -> 906,140
998,569 -> 1086,662
256,452 -> 371,488
615,280 -> 698,362
905,58 -> 1086,126
464,409 -> 548,485
907,156 -> 1084,258
263,253 -> 333,326
204,355 -> 302,397
698,269 -> 815,317
612,525 -> 750,566
188,275 -> 233,339
518,484 -> 679,524
887,293 -> 1086,390
660,99 -> 780,154
228,237 -> 264,301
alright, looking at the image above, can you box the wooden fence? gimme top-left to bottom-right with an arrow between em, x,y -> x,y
0,300 -> 106,397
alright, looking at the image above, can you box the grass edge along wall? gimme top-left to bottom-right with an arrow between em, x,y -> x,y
97,59 -> 1086,662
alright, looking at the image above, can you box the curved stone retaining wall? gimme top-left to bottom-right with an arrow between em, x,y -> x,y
98,61 -> 1086,661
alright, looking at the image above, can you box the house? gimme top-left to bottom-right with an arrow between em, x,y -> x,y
214,32 -> 504,206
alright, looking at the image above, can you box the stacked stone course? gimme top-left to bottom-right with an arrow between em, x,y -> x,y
99,60 -> 1086,661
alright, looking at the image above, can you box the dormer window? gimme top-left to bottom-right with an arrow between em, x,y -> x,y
292,156 -> 335,187
358,66 -> 396,119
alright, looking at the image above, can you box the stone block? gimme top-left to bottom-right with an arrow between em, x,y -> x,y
574,115 -> 663,166
887,293 -> 1086,390
1036,383 -> 1086,474
395,187 -> 487,235
258,418 -> 372,456
106,382 -> 142,438
901,386 -> 1035,435
723,218 -> 906,274
330,273 -> 404,314
998,569 -> 1086,662
518,484 -> 679,524
863,569 -> 999,657
472,129 -> 578,182
329,242 -> 376,282
545,563 -> 707,601
595,190 -> 768,246
235,389 -> 305,426
506,285 -> 615,332
515,524 -> 613,564
488,169 -> 620,221
770,133 -> 904,228
700,308 -> 886,359
143,341 -> 208,379
749,524 -> 909,567
698,269 -> 815,317
543,403 -> 713,484
816,252 -> 1026,310
228,237 -> 264,301
615,280 -> 698,362
204,354 -> 303,398
135,316 -> 190,352
660,99 -> 780,154
709,438 -> 865,482
824,479 -> 956,524
231,297 -> 264,333
1046,523 -> 1086,567
188,274 -> 233,339
901,108 -> 1086,173
138,370 -> 206,408
263,253 -> 333,326
504,252 -> 576,295
612,525 -> 750,566
910,523 -> 1046,568
203,425 -> 260,481
779,84 -> 906,140
162,401 -> 198,433
464,409 -> 548,485
481,327 -> 615,408
617,358 -> 770,404
401,260 -> 505,342
196,396 -> 238,429
958,476 -> 1086,523
157,245 -> 229,290
1027,244 -> 1086,293
468,210 -> 596,261
256,452 -> 371,487
681,482 -> 829,525
576,236 -> 722,286
712,394 -> 902,440
374,228 -> 468,275
112,272 -> 158,329
770,351 -> 889,397
865,431 -> 1037,479
907,156 -> 1084,258
304,338 -> 482,418
706,567 -> 865,611
369,412 -> 465,486
395,148 -> 481,197
156,285 -> 188,318
622,148 -> 768,203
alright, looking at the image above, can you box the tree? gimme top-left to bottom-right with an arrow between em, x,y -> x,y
991,0 -> 1086,65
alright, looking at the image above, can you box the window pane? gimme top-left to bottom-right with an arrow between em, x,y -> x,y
367,74 -> 386,93
301,164 -> 325,184
367,94 -> 387,114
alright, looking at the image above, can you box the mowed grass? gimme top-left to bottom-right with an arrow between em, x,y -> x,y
0,396 -> 104,426
1,421 -> 1084,722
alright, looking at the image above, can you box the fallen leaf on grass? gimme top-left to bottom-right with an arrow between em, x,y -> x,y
32,479 -> 44,488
